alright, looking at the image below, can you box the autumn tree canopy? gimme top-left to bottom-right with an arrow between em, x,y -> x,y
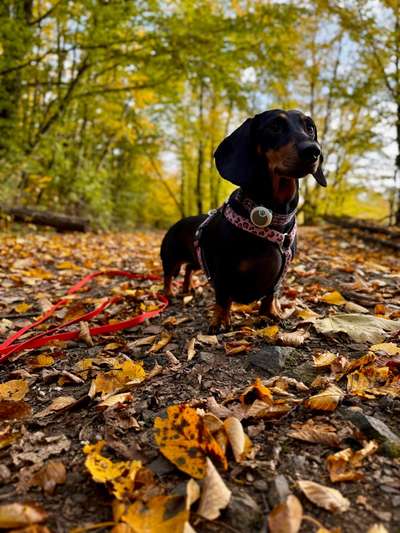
0,0 -> 398,227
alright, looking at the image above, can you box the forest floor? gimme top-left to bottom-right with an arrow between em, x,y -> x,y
0,225 -> 399,533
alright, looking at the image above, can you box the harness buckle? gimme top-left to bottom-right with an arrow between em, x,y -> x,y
280,233 -> 292,251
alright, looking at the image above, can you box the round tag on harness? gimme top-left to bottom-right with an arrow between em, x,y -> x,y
250,206 -> 273,227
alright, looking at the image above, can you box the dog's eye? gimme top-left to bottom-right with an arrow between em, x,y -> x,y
305,122 -> 315,137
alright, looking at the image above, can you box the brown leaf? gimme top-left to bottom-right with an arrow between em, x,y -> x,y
304,385 -> 344,412
31,461 -> 66,494
197,458 -> 231,520
278,329 -> 309,347
268,495 -> 303,533
0,379 -> 29,401
0,400 -> 32,421
0,502 -> 47,529
288,420 -> 340,447
147,333 -> 172,353
34,396 -> 77,418
297,480 -> 350,513
187,337 -> 197,361
79,321 -> 94,346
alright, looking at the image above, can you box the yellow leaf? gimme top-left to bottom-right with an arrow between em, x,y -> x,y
256,325 -> 279,339
0,380 -> 29,401
312,351 -> 338,368
28,354 -> 55,368
154,405 -> 227,479
14,303 -> 32,313
321,291 -> 347,305
369,343 -> 400,356
83,440 -> 142,500
122,495 -> 189,533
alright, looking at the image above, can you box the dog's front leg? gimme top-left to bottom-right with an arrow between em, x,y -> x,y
209,286 -> 232,334
259,293 -> 284,320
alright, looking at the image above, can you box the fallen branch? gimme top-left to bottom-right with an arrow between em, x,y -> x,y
2,206 -> 89,232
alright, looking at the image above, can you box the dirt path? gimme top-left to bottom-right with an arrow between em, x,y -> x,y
0,226 -> 399,533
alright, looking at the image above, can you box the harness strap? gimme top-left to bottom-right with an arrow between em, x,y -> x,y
194,208 -> 223,281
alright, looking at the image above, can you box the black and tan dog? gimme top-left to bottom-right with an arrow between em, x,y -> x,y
160,109 -> 326,332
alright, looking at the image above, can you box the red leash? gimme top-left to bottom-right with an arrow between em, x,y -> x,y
0,270 -> 168,363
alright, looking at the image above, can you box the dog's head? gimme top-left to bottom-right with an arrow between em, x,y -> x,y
214,109 -> 326,190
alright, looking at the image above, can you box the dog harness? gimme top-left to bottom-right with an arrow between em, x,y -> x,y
194,189 -> 297,293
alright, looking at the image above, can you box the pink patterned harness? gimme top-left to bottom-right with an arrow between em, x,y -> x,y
194,190 -> 297,293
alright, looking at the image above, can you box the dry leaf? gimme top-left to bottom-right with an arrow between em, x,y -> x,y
278,329 -> 309,347
314,314 -> 400,344
256,325 -> 279,339
128,335 -> 157,348
366,525 -> 389,533
224,417 -> 252,462
154,405 -> 227,479
187,337 -> 197,361
369,343 -> 400,356
197,458 -> 231,520
83,440 -> 142,500
0,380 -> 29,401
321,291 -> 347,305
268,495 -> 303,533
296,309 -> 320,322
14,302 -> 33,313
34,396 -> 77,418
97,393 -> 133,410
147,333 -> 172,353
304,385 -> 344,412
122,494 -> 190,532
288,420 -> 340,447
312,352 -> 338,368
0,400 -> 32,421
297,480 -> 350,513
31,461 -> 66,494
0,502 -> 48,529
197,334 -> 219,345
79,321 -> 94,346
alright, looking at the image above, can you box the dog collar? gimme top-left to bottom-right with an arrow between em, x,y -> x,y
235,189 -> 296,228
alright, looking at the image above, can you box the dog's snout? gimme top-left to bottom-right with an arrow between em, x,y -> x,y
298,143 -> 321,162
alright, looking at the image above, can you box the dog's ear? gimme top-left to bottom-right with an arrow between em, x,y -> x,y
214,118 -> 255,187
312,125 -> 327,187
313,152 -> 327,187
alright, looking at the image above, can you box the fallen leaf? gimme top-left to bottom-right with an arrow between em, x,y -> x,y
79,321 -> 94,346
0,400 -> 32,421
223,417 -> 252,462
296,309 -> 319,322
297,480 -> 350,513
197,334 -> 219,345
154,405 -> 227,479
0,502 -> 48,529
187,337 -> 197,361
83,440 -> 142,500
268,495 -> 303,533
326,441 -> 378,482
31,461 -> 66,494
147,333 -> 172,353
97,392 -> 133,410
224,340 -> 251,355
27,354 -> 55,368
288,420 -> 340,447
256,325 -> 279,339
197,458 -> 231,520
122,494 -> 190,532
312,352 -> 338,368
0,380 -> 29,401
366,525 -> 389,533
240,378 -> 273,405
314,314 -> 400,344
14,303 -> 33,314
304,385 -> 344,412
278,329 -> 309,347
34,396 -> 77,418
321,291 -> 347,305
369,343 -> 400,356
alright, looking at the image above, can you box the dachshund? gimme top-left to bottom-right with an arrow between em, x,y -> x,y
160,109 -> 326,333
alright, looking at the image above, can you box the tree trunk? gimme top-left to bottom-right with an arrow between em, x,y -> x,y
3,206 -> 89,232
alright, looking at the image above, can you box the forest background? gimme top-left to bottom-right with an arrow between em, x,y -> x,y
0,0 -> 399,230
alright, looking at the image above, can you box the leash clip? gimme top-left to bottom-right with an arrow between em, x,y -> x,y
250,206 -> 273,228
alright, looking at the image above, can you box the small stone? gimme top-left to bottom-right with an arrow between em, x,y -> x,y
199,352 -> 214,364
249,346 -> 295,375
225,490 -> 263,532
254,479 -> 268,491
148,455 -> 176,476
267,474 -> 291,507
340,409 -> 400,458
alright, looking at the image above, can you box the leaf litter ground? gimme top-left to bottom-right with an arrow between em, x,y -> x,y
0,226 -> 399,533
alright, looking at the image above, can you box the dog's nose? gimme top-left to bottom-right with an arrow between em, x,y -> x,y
299,143 -> 321,162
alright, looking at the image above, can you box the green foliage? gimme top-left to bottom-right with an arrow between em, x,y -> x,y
0,0 -> 397,228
